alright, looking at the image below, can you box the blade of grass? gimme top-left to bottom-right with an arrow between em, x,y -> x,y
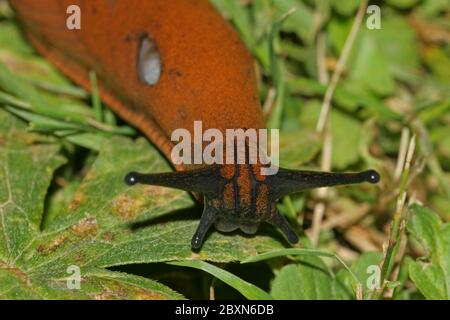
27,79 -> 89,99
267,8 -> 296,130
0,90 -> 31,109
265,8 -> 297,229
316,0 -> 368,132
221,0 -> 255,49
86,118 -> 136,136
89,71 -> 103,122
0,62 -> 92,123
167,260 -> 272,300
65,133 -> 106,151
5,106 -> 89,132
241,248 -> 359,285
414,120 -> 450,199
287,77 -> 401,120
369,135 -> 416,299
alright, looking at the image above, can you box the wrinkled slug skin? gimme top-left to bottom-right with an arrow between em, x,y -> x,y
10,0 -> 264,162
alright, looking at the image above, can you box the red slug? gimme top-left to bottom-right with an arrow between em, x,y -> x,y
10,0 -> 379,249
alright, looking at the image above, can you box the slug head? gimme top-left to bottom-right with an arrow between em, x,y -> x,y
125,164 -> 379,250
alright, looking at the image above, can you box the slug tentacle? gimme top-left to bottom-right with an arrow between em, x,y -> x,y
267,169 -> 380,200
125,165 -> 379,249
124,166 -> 223,198
191,201 -> 218,249
268,211 -> 299,244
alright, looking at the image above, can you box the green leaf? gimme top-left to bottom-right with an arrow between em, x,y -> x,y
351,35 -> 396,96
210,0 -> 255,49
272,0 -> 315,44
407,205 -> 442,259
0,266 -> 184,299
409,261 -> 447,300
364,14 -> 420,82
418,0 -> 450,17
270,255 -> 350,299
0,111 -> 66,260
422,46 -> 450,85
336,252 -> 383,299
329,13 -> 420,90
330,110 -> 362,169
244,247 -> 367,299
279,129 -> 321,168
22,136 -> 284,271
0,21 -> 83,89
287,77 -> 401,120
406,204 -> 450,299
0,111 -> 186,299
0,109 -> 284,299
241,247 -> 351,273
386,0 -> 420,9
168,260 -> 272,300
0,21 -> 34,54
0,23 -> 135,149
349,252 -> 383,286
298,100 -> 363,169
331,0 -> 361,16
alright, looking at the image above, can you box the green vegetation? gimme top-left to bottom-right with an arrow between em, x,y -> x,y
0,0 -> 449,299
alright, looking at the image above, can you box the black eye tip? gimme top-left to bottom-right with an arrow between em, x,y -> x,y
287,232 -> 299,244
124,171 -> 139,186
191,235 -> 202,250
364,170 -> 380,184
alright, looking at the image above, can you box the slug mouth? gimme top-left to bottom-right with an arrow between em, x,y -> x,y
124,165 -> 380,249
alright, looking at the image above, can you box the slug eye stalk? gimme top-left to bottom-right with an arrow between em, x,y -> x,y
125,165 -> 380,249
266,169 -> 380,200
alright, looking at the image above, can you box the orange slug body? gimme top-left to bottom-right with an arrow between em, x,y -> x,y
10,0 -> 379,249
10,0 -> 264,162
